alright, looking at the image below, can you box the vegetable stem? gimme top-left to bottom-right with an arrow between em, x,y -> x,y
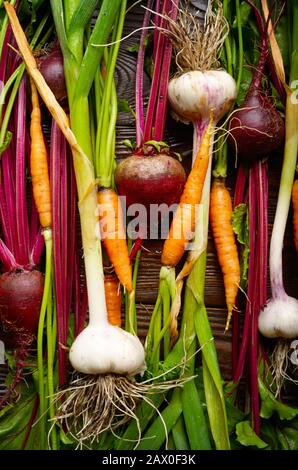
270,95 -> 298,297
37,230 -> 52,450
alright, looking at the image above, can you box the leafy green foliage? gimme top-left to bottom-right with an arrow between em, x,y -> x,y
0,130 -> 12,154
117,98 -> 135,116
232,2 -> 251,30
236,421 -> 268,449
232,203 -> 249,287
127,33 -> 153,53
235,66 -> 252,106
259,377 -> 298,421
0,380 -> 39,450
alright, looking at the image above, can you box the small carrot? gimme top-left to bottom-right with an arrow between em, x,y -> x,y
292,179 -> 298,254
30,79 -> 51,229
98,188 -> 133,293
104,273 -> 122,327
161,117 -> 213,267
210,178 -> 240,331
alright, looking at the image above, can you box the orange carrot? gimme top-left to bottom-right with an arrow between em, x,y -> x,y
161,119 -> 213,267
292,179 -> 298,254
104,274 -> 122,327
98,188 -> 133,293
210,178 -> 240,331
30,79 -> 51,229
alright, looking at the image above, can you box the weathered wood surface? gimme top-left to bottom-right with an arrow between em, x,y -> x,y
115,4 -> 298,383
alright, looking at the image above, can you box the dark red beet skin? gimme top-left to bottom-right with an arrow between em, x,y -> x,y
37,47 -> 67,102
228,93 -> 285,162
228,33 -> 285,164
0,270 -> 44,348
115,154 -> 186,209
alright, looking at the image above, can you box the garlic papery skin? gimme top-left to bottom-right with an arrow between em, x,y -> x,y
69,323 -> 146,376
258,295 -> 298,339
168,70 -> 237,124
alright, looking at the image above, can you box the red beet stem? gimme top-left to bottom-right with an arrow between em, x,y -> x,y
0,27 -> 11,82
233,168 -> 256,383
153,0 -> 161,60
129,237 -> 144,262
61,135 -> 68,353
15,78 -> 30,266
153,1 -> 178,141
249,38 -> 268,93
2,147 -> 19,259
248,162 -> 266,436
0,239 -> 19,271
135,0 -> 153,146
0,182 -> 13,250
50,119 -> 77,385
245,0 -> 286,104
250,161 -> 268,435
143,0 -> 165,141
30,229 -> 44,267
66,153 -> 77,326
143,0 -> 178,142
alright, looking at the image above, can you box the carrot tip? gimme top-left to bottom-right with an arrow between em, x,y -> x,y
224,308 -> 233,334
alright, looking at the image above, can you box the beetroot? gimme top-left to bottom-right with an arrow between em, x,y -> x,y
228,89 -> 284,163
36,46 -> 67,103
115,153 -> 186,209
0,269 -> 44,349
228,35 -> 284,163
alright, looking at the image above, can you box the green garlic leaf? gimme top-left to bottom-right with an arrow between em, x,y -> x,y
0,131 -> 12,155
117,98 -> 135,116
236,421 -> 268,449
0,380 -> 38,450
259,377 -> 298,421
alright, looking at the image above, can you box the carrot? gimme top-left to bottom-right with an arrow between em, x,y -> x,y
292,179 -> 298,254
104,273 -> 122,327
210,178 -> 240,331
98,188 -> 133,293
29,79 -> 52,229
161,118 -> 213,267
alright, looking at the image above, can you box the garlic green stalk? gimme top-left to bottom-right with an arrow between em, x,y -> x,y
69,241 -> 145,375
258,95 -> 298,339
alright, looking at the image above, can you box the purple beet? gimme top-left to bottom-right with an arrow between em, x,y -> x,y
115,153 -> 186,210
0,269 -> 44,349
228,35 -> 284,163
0,269 -> 44,408
36,46 -> 67,103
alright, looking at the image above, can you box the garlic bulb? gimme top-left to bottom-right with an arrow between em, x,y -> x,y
168,70 -> 237,124
258,295 -> 298,339
69,323 -> 146,375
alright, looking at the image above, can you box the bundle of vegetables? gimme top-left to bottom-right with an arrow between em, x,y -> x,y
224,0 -> 285,435
115,0 -> 186,255
257,0 -> 298,395
113,0 -> 237,451
0,0 -> 53,409
216,0 -> 298,438
3,0 -> 193,448
0,0 -> 298,452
